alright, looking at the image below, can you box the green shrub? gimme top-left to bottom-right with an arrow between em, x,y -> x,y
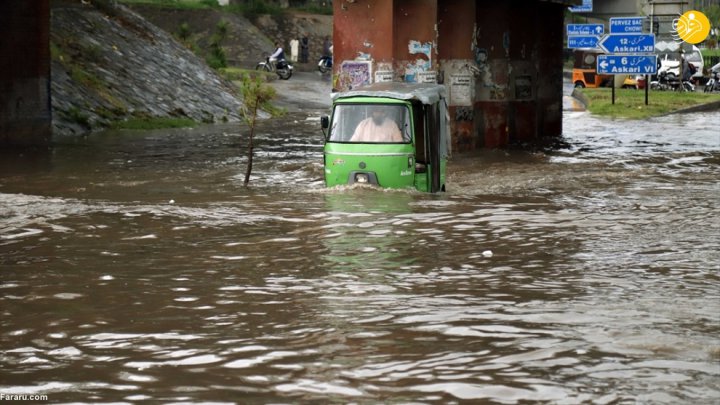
178,22 -> 191,42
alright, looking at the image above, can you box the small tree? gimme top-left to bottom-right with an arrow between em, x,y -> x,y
239,74 -> 276,187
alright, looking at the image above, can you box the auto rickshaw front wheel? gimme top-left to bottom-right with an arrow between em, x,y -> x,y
574,81 -> 586,88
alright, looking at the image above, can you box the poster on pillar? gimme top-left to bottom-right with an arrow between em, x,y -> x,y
337,61 -> 372,91
450,74 -> 473,106
405,41 -> 433,83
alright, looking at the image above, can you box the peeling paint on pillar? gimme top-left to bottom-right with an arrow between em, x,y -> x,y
333,0 -> 394,91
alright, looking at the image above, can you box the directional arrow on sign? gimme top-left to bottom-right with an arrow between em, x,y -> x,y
599,34 -> 655,54
567,23 -> 604,36
596,55 -> 657,75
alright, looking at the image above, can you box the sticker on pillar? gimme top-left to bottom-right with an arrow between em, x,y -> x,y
338,60 -> 372,91
405,41 -> 433,83
417,71 -> 437,83
375,71 -> 393,83
450,74 -> 473,106
515,75 -> 532,100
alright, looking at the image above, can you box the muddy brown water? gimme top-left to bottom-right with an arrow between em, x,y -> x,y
1,105 -> 719,403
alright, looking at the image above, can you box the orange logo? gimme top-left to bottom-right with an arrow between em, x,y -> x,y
673,10 -> 711,44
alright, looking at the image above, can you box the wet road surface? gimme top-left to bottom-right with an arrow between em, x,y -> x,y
1,75 -> 719,403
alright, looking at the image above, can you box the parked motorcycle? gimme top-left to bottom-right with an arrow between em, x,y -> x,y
703,67 -> 720,93
256,57 -> 293,80
650,71 -> 694,92
650,71 -> 677,91
317,55 -> 332,74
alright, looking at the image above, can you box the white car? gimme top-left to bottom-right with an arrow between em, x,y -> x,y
657,45 -> 704,79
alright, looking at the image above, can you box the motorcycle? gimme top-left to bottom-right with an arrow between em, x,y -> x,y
317,55 -> 332,74
650,71 -> 677,91
703,68 -> 720,93
256,57 -> 293,80
650,70 -> 694,92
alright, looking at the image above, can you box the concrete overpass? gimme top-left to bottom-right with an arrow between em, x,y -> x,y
332,0 -> 581,150
0,0 -> 582,150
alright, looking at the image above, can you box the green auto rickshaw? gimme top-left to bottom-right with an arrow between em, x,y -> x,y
321,83 -> 449,193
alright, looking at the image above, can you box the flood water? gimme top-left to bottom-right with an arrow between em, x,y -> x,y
1,105 -> 719,403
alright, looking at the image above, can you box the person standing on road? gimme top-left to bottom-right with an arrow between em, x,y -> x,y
289,38 -> 299,62
322,35 -> 332,58
300,33 -> 309,63
681,56 -> 692,82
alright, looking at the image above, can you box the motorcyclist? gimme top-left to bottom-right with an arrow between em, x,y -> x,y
269,42 -> 286,67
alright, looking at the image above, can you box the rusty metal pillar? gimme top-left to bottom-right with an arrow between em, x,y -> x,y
438,0 -> 477,152
333,0 -> 570,149
0,0 -> 52,148
469,0 -> 565,148
473,1 -> 513,148
333,0 -> 394,91
393,0 -> 437,83
536,1 -> 564,140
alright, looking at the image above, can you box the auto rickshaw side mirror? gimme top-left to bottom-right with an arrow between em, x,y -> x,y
320,116 -> 329,129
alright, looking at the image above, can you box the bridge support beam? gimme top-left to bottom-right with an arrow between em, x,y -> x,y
0,0 -> 52,148
333,0 -> 572,150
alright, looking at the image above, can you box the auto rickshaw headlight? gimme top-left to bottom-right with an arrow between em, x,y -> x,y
355,173 -> 369,183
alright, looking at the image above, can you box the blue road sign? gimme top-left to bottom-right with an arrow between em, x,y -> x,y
567,35 -> 600,49
596,55 -> 657,75
599,34 -> 655,54
567,24 -> 604,36
609,17 -> 644,33
569,0 -> 592,13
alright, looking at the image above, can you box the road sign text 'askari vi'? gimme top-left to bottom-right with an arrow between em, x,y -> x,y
596,55 -> 657,75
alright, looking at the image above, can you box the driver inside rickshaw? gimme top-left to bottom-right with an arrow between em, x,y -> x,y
350,106 -> 403,143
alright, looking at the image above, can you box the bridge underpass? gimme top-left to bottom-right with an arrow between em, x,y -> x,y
0,0 -> 582,150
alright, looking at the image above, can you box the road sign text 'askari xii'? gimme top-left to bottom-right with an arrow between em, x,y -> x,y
596,16 -> 656,76
599,33 -> 655,54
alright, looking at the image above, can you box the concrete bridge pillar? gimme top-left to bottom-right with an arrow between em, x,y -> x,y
0,0 -> 52,148
332,0 -> 571,150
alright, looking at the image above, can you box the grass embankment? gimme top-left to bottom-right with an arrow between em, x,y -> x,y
576,88 -> 720,119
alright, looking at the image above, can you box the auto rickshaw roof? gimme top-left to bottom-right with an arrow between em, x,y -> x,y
331,82 -> 446,105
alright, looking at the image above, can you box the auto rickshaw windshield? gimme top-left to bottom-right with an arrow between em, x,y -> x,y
328,104 -> 411,143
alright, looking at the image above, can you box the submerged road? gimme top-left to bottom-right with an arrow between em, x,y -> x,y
0,73 -> 718,403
